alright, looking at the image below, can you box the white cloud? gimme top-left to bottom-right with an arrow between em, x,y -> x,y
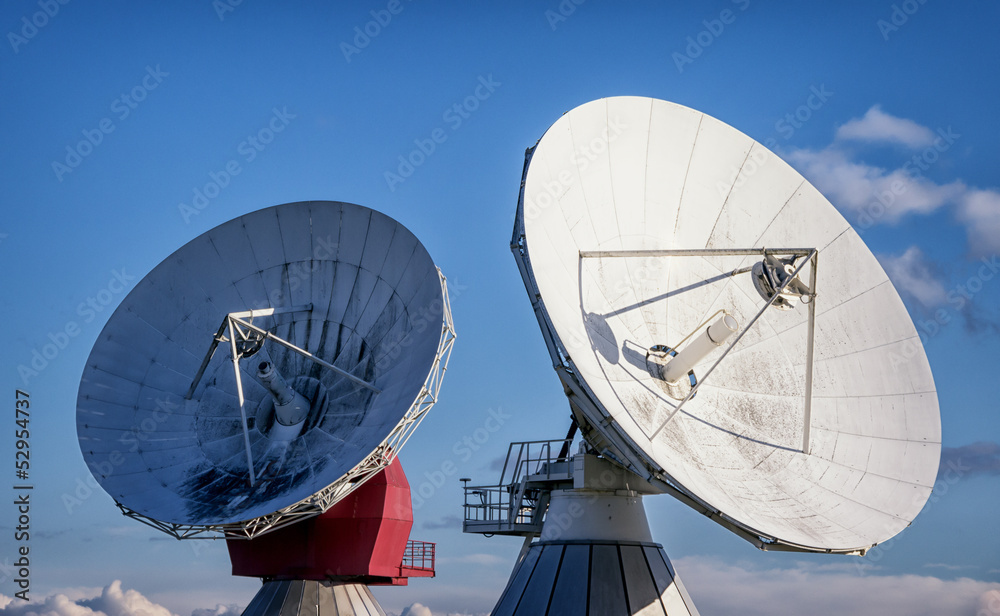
79,581 -> 177,616
784,146 -> 964,223
878,247 -> 948,307
399,604 -> 433,616
0,582 -> 242,616
21,589 -> 104,604
0,581 -> 176,616
835,105 -> 937,148
958,188 -> 1000,257
675,556 -> 1000,616
0,593 -> 101,616
785,106 -> 1000,260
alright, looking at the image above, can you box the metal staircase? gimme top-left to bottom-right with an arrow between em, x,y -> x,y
461,439 -> 574,537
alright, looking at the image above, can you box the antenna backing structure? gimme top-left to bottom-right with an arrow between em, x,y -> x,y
510,97 -> 940,553
463,96 -> 941,615
77,201 -> 455,539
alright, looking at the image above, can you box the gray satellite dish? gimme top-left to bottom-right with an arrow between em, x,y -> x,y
511,97 -> 940,554
76,201 -> 455,538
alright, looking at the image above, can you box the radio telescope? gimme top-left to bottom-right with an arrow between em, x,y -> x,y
77,201 -> 455,615
463,97 -> 940,614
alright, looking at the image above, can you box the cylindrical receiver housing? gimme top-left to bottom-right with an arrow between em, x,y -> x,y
257,361 -> 311,426
661,314 -> 739,383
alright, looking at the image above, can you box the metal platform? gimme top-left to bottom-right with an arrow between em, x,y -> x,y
401,539 -> 436,577
462,439 -> 658,538
462,439 -> 572,536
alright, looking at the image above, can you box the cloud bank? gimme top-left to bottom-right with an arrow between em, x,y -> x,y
1,582 -> 174,616
384,557 -> 1000,616
5,570 -> 998,616
676,556 -> 1000,616
399,604 -> 433,616
0,582 -> 242,616
785,105 -> 1000,257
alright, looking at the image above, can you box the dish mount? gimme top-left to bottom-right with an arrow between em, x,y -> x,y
465,96 -> 940,614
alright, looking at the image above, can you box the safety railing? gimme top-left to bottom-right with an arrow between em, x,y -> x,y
402,539 -> 435,572
497,438 -> 573,485
462,439 -> 572,532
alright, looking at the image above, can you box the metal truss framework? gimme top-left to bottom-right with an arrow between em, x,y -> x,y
117,268 -> 457,540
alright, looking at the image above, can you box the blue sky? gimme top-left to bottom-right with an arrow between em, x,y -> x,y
1,2 -> 998,615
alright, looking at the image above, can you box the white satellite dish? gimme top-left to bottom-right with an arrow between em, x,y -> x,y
511,96 -> 940,553
76,201 -> 455,538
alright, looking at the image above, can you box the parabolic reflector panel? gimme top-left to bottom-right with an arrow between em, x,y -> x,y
515,97 -> 940,552
77,201 -> 450,530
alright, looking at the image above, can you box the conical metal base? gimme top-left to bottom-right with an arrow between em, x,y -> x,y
240,580 -> 386,616
491,539 -> 698,616
491,490 -> 699,615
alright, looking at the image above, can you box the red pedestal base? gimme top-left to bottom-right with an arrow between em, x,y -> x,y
227,458 -> 434,585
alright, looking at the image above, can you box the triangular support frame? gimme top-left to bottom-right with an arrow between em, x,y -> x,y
115,269 -> 456,540
578,247 -> 818,454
